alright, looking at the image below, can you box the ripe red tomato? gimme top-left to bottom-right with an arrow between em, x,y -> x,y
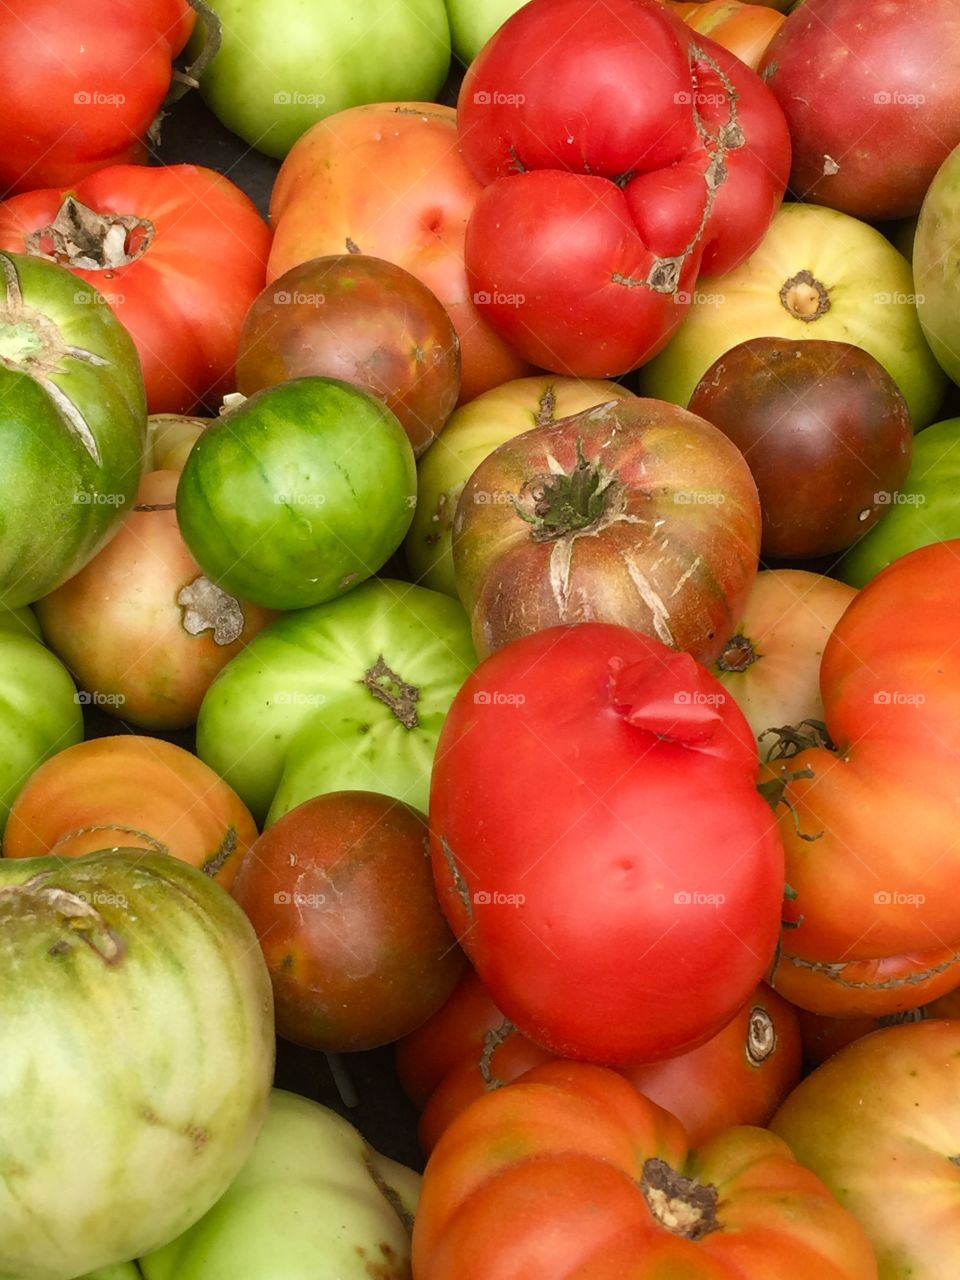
429,624 -> 785,1066
0,165 -> 270,414
412,1062 -> 878,1280
0,1 -> 196,194
457,0 -> 790,376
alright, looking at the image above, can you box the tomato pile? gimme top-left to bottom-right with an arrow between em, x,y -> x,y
3,1 -> 960,1278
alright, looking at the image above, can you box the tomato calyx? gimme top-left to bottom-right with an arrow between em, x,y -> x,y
513,434 -> 624,542
745,1004 -> 777,1066
176,575 -> 245,645
761,719 -> 835,761
608,650 -> 724,745
0,870 -> 123,964
640,1157 -> 720,1241
361,656 -> 421,729
25,197 -> 154,271
164,0 -> 224,108
716,633 -> 758,672
779,269 -> 831,323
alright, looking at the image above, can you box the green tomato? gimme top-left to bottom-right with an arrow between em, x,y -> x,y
838,417 -> 960,587
139,1089 -> 419,1280
0,629 -> 83,835
641,202 -> 947,429
915,143 -> 960,387
176,378 -> 417,612
406,375 -> 634,597
444,0 -> 527,63
0,605 -> 41,641
0,253 -> 146,608
194,0 -> 451,159
196,578 -> 475,824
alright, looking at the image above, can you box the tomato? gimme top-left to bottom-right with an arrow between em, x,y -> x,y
760,0 -> 960,220
429,624 -> 784,1065
641,202 -> 947,430
0,252 -> 146,608
236,255 -> 460,458
146,414 -> 208,472
771,1021 -> 960,1279
0,1 -> 195,194
712,570 -> 856,746
764,541 -> 960,968
452,396 -> 761,664
0,626 -> 83,835
798,988 -> 960,1068
768,942 -> 960,1019
139,1090 -> 420,1280
839,419 -> 960,587
0,848 -> 273,1280
34,470 -> 275,731
407,376 -> 634,597
688,338 -> 913,558
412,1061 -> 878,1279
267,103 -> 532,402
3,736 -> 259,889
0,165 -> 271,415
665,2 -> 786,70
176,378 -> 416,611
196,579 -> 475,824
457,0 -> 790,375
192,0 -> 450,158
231,792 -> 464,1051
915,144 -> 960,388
398,970 -> 801,1154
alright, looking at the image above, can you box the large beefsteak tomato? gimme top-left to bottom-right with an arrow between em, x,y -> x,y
429,623 -> 785,1065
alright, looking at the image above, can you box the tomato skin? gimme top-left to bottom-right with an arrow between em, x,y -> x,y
413,1061 -> 878,1280
0,1 -> 195,194
769,943 -> 960,1019
456,0 -> 790,375
798,988 -> 960,1068
398,971 -> 801,1153
767,540 -> 960,965
0,165 -> 270,414
3,736 -> 258,888
667,1 -> 785,70
429,624 -> 785,1066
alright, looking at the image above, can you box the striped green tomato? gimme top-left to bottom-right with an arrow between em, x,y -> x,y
0,253 -> 146,607
0,849 -> 274,1280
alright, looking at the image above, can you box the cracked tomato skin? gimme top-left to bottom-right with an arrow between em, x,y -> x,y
457,0 -> 790,376
412,1061 -> 878,1280
0,0 -> 195,194
429,623 -> 785,1066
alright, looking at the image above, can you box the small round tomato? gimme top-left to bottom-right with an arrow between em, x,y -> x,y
231,791 -> 465,1051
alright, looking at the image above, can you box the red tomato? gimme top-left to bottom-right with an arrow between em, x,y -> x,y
0,165 -> 270,414
764,541 -> 960,967
398,969 -> 801,1153
457,0 -> 790,376
412,1062 -> 878,1280
0,1 -> 195,194
429,624 -> 785,1066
